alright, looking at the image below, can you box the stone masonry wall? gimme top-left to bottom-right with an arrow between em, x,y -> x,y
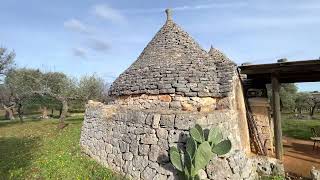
80,102 -> 283,180
80,102 -> 247,179
108,94 -> 232,112
80,77 -> 284,179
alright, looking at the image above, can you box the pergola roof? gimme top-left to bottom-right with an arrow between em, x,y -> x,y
239,59 -> 320,83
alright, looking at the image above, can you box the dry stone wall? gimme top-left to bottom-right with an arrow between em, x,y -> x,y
108,94 -> 233,112
81,102 -> 242,179
80,101 -> 283,179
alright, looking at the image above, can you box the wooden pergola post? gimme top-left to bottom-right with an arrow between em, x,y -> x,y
271,73 -> 283,160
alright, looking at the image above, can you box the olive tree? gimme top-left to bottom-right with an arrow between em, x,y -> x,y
0,47 -> 15,119
78,74 -> 106,102
36,72 -> 78,127
4,68 -> 43,122
0,47 -> 15,80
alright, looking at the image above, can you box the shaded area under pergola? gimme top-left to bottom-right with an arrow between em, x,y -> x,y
239,59 -> 320,160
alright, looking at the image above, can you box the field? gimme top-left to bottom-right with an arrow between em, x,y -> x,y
1,111 -> 319,179
0,114 -> 122,180
282,113 -> 320,140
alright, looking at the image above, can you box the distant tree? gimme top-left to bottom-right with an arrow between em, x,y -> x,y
267,83 -> 298,112
4,68 -> 43,122
0,84 -> 15,120
306,93 -> 320,118
280,83 -> 298,112
0,48 -> 15,119
78,74 -> 105,102
295,92 -> 310,117
0,47 -> 15,80
3,68 -> 78,125
37,72 -> 78,127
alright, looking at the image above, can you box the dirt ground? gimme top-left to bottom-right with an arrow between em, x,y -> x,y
283,136 -> 320,178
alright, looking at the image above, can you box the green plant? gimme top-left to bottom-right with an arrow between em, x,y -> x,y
170,124 -> 232,180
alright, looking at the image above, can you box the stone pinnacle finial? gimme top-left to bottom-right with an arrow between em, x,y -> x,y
165,8 -> 172,21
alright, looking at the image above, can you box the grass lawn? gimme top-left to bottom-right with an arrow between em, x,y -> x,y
282,113 -> 320,140
0,114 -> 121,180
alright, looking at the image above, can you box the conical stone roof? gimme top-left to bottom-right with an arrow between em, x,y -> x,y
208,46 -> 237,96
109,9 -> 234,97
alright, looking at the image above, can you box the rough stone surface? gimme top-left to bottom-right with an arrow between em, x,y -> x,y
108,12 -> 236,98
80,100 -> 283,179
311,167 -> 320,180
80,9 -> 283,180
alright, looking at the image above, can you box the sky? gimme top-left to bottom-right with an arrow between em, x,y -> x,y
0,0 -> 319,92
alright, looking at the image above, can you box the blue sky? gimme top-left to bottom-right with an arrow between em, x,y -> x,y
0,0 -> 319,91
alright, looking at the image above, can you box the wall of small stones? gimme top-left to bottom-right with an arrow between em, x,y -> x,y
81,102 -> 240,179
108,94 -> 232,112
80,101 -> 283,180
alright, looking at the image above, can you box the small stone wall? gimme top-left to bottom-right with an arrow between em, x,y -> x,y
108,94 -> 231,112
81,102 -> 242,179
80,77 -> 283,179
80,103 -> 283,179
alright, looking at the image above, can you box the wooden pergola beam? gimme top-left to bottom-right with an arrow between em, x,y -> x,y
271,73 -> 283,160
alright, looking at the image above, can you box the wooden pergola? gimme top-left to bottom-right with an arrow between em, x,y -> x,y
239,59 -> 320,160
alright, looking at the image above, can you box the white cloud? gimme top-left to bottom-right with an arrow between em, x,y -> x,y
92,4 -> 126,24
64,19 -> 90,34
72,48 -> 87,58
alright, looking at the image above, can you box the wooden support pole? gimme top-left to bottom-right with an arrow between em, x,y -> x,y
271,73 -> 283,160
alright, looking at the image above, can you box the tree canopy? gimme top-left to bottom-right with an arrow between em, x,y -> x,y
0,48 -> 15,80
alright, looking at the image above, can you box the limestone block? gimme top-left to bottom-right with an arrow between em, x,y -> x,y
152,114 -> 161,129
105,143 -> 113,154
158,138 -> 169,150
119,141 -> 129,153
149,145 -> 161,162
141,134 -> 158,145
142,167 -> 157,179
169,101 -> 182,110
159,95 -> 172,102
123,152 -> 134,161
139,145 -> 150,156
130,140 -> 139,155
175,114 -> 195,130
206,157 -> 233,179
122,160 -> 133,173
133,155 -> 149,171
160,114 -> 175,128
146,113 -> 154,125
153,174 -> 167,180
156,128 -> 168,139
181,102 -> 196,111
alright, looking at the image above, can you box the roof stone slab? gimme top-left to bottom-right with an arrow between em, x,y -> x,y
109,9 -> 236,97
208,46 -> 237,96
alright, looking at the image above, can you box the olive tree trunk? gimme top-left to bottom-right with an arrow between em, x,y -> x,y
4,105 -> 15,120
17,103 -> 23,123
41,106 -> 49,119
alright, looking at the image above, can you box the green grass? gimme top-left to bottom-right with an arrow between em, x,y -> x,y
0,114 -> 122,180
282,113 -> 320,140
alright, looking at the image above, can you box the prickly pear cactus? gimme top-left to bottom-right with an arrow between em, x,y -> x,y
169,124 -> 232,180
